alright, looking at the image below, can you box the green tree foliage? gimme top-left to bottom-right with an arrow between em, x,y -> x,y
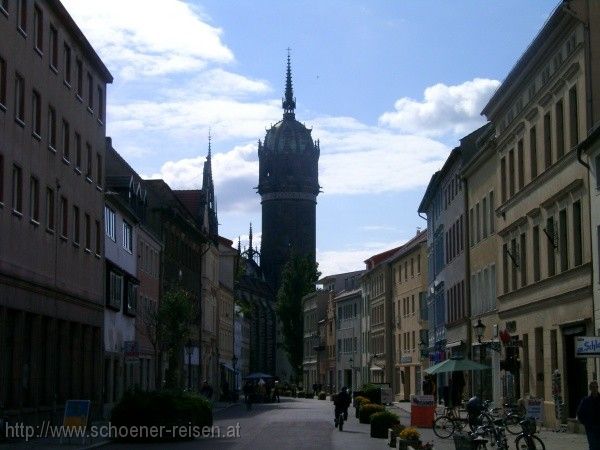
276,253 -> 320,380
158,288 -> 196,389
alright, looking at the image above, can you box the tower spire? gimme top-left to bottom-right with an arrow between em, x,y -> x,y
282,48 -> 296,118
208,127 -> 212,159
248,222 -> 253,254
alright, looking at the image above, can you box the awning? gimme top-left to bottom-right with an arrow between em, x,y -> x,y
446,340 -> 464,349
369,366 -> 383,371
220,362 -> 235,372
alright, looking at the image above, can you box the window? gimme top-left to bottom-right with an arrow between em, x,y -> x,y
95,219 -> 101,255
60,196 -> 67,237
547,217 -> 555,277
0,56 -> 6,108
411,257 -> 414,277
417,254 -> 421,274
72,205 -> 79,244
460,215 -> 464,250
15,73 -> 25,123
45,187 -> 54,230
489,191 -> 495,233
97,86 -> 104,122
533,226 -> 540,282
503,243 -> 509,293
33,4 -> 43,52
75,132 -> 81,170
500,157 -> 506,203
469,207 -> 474,246
482,197 -> 488,238
559,209 -> 568,272
126,282 -> 138,315
520,232 -> 527,287
84,213 -> 91,250
63,43 -> 71,85
476,202 -> 481,242
47,105 -> 56,149
556,99 -> 564,159
544,112 -> 552,169
31,89 -> 40,136
17,0 -> 27,34
62,119 -> 69,160
76,59 -> 83,98
529,126 -> 538,179
108,270 -> 123,310
12,164 -> 23,213
0,154 -> 3,203
96,152 -> 102,186
49,25 -> 58,69
123,221 -> 132,252
29,176 -> 39,221
517,139 -> 524,189
85,142 -> 92,178
572,200 -> 582,267
511,238 -> 517,291
508,149 -> 515,197
569,86 -> 578,148
87,72 -> 93,110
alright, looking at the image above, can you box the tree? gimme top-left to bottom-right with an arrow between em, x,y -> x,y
276,253 -> 320,380
157,287 -> 196,389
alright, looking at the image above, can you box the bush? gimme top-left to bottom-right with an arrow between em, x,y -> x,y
370,410 -> 400,438
398,427 -> 421,441
363,385 -> 381,404
359,403 -> 385,424
111,389 -> 213,442
355,396 -> 371,418
318,391 -> 327,400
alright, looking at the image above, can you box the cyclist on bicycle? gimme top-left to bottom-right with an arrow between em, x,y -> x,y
334,387 -> 351,426
466,396 -> 485,428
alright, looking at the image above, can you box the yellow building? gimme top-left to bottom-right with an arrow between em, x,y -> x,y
389,231 -> 428,401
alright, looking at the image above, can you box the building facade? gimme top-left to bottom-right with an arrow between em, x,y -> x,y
0,0 -> 111,421
361,247 -> 401,386
389,230 -> 428,401
218,236 -> 236,396
302,290 -> 329,390
481,0 -> 598,424
335,288 -> 361,392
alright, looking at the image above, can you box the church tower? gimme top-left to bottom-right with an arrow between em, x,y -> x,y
257,53 -> 320,291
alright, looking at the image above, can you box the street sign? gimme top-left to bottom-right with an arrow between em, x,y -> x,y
575,336 -> 600,358
63,400 -> 90,428
526,397 -> 543,422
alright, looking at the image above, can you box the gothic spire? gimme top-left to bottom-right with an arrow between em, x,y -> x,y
248,222 -> 253,256
282,48 -> 296,118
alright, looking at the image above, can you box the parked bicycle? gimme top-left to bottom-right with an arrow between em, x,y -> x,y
432,404 -> 479,438
490,402 -> 526,435
514,418 -> 545,450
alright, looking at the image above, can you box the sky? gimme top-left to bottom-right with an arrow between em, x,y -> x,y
62,0 -> 559,277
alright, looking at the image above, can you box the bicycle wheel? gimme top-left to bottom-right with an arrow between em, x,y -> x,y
433,415 -> 455,439
338,413 -> 344,431
515,435 -> 545,450
505,413 -> 523,435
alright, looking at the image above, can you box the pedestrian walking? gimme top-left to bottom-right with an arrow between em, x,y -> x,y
243,381 -> 254,411
577,380 -> 600,450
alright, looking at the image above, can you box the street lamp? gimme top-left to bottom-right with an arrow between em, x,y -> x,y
473,319 -> 485,343
185,339 -> 193,390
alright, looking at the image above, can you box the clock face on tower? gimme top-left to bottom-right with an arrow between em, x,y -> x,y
257,54 -> 320,292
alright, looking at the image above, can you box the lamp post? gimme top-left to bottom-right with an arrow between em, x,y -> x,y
473,319 -> 485,398
232,354 -> 238,390
349,357 -> 353,391
185,339 -> 193,390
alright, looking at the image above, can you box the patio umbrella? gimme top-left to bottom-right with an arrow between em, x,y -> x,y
243,372 -> 274,380
425,358 -> 489,375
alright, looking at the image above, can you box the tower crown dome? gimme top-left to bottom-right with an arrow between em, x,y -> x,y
260,51 -> 318,156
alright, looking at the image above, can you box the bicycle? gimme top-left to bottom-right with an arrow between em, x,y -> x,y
514,418 -> 545,450
491,402 -> 526,435
335,409 -> 347,431
432,408 -> 478,438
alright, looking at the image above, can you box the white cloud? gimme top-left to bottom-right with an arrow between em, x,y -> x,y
316,239 -> 406,278
378,78 -> 500,137
62,0 -> 233,78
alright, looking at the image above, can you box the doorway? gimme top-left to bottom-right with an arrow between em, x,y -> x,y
563,326 -> 588,418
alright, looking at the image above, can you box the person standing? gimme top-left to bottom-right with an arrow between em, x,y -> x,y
577,380 -> 600,450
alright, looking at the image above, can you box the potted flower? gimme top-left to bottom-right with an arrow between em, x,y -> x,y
397,427 -> 421,450
388,423 -> 405,447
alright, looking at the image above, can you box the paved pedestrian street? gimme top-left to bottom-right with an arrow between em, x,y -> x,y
99,397 -> 588,450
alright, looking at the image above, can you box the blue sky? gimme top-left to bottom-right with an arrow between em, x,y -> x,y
64,0 -> 558,276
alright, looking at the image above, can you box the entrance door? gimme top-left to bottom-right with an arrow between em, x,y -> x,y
564,327 -> 588,418
404,368 -> 411,401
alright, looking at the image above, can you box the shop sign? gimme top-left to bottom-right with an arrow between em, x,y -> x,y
575,336 -> 600,358
410,395 -> 435,406
526,397 -> 543,422
400,355 -> 413,364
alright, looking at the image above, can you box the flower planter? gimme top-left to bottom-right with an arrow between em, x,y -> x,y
396,439 -> 421,450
